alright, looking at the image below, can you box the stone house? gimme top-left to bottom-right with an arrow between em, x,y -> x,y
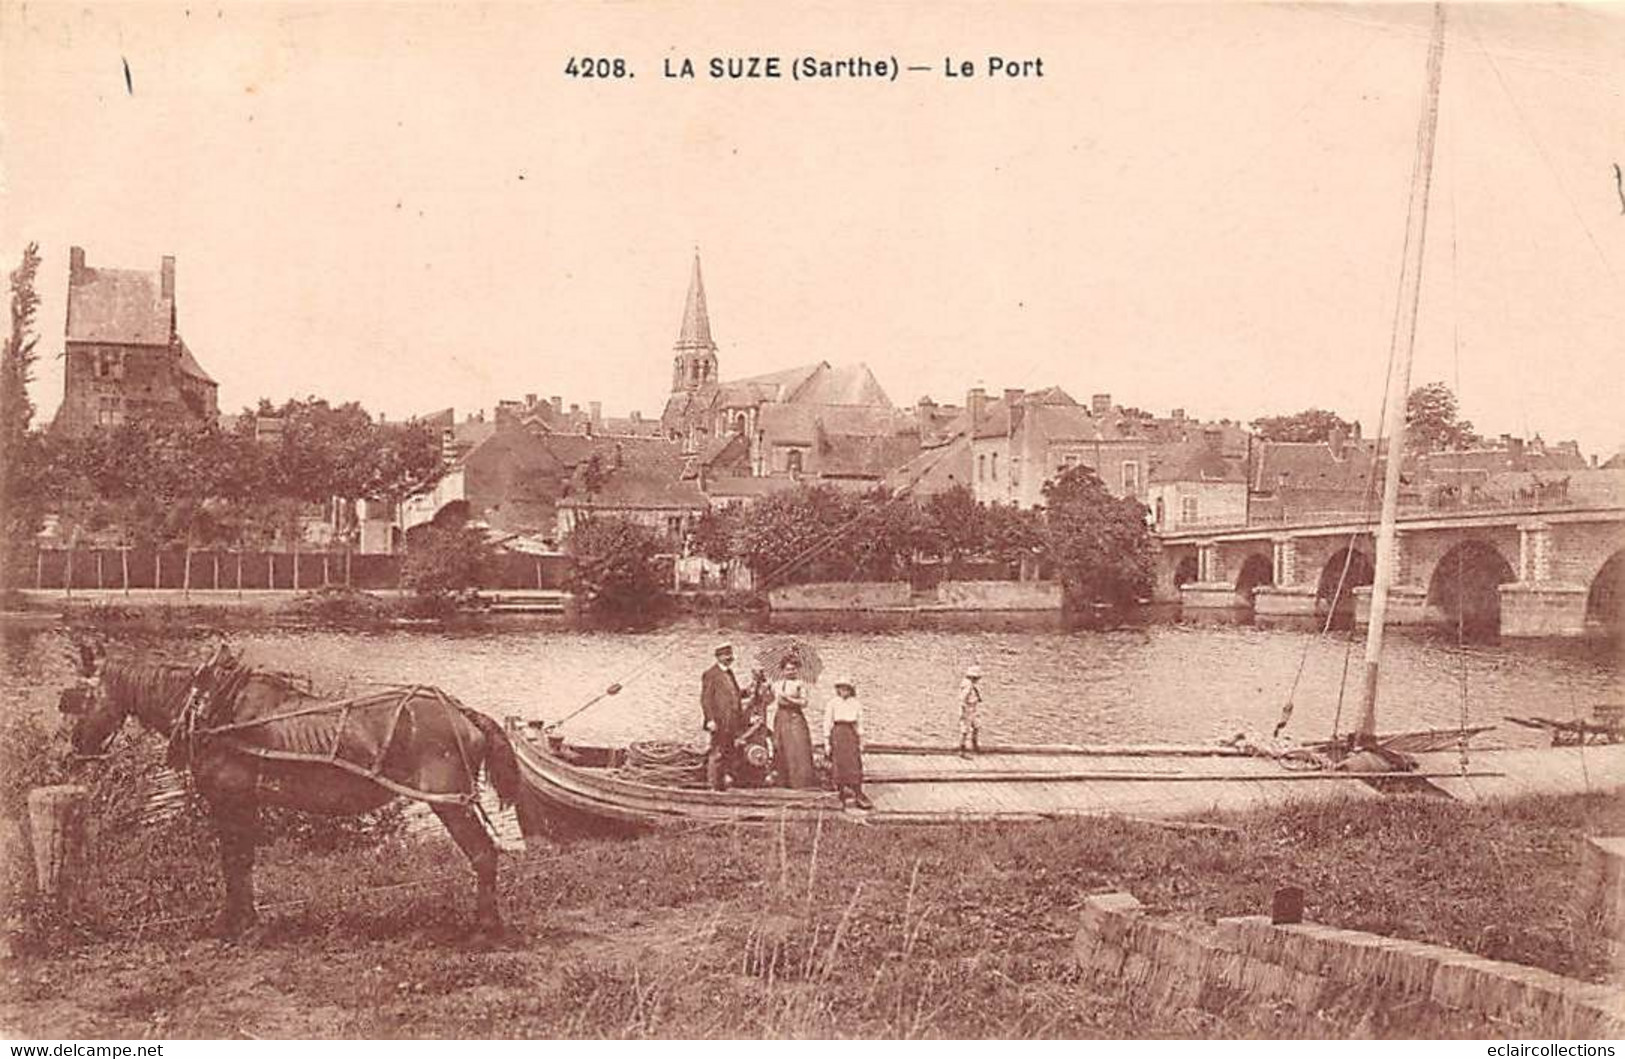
54,246 -> 218,436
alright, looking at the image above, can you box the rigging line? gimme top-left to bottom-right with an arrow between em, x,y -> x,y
1461,8 -> 1620,287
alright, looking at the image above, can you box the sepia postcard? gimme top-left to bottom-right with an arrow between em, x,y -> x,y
1,0 -> 1622,1045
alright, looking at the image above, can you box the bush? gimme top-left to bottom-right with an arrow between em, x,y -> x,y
402,524 -> 497,603
566,516 -> 670,620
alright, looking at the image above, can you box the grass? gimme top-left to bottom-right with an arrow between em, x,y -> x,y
2,752 -> 1621,1039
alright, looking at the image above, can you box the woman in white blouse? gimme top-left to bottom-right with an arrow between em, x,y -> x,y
822,676 -> 872,810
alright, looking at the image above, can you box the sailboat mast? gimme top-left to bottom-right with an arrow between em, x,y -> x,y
1355,4 -> 1447,743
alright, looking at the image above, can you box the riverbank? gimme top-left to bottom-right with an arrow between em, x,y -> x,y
2,790 -> 1619,1038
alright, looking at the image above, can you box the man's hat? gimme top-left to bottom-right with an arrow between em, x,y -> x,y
965,664 -> 983,678
832,675 -> 856,690
714,642 -> 733,656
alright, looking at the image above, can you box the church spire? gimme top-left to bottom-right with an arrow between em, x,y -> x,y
671,251 -> 719,393
676,252 -> 714,350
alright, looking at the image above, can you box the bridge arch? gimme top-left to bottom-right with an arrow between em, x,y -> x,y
1316,546 -> 1374,629
1426,538 -> 1516,641
1235,552 -> 1274,599
1586,549 -> 1625,631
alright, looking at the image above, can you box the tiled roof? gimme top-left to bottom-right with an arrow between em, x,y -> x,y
817,432 -> 921,479
883,433 -> 972,496
176,338 -> 215,384
66,266 -> 172,346
1149,440 -> 1247,484
713,363 -> 823,408
1252,440 -> 1382,493
759,402 -> 910,446
558,442 -> 707,511
791,363 -> 893,407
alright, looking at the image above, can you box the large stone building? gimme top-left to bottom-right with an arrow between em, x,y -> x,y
53,246 -> 218,436
658,255 -> 919,486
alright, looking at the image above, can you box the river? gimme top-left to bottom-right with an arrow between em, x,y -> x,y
4,621 -> 1619,750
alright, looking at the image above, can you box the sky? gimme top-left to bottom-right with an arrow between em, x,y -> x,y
2,2 -> 1622,457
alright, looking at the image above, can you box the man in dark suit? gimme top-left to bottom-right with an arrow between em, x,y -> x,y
701,643 -> 744,790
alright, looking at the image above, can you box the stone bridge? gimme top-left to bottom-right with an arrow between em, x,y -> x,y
1154,502 -> 1625,638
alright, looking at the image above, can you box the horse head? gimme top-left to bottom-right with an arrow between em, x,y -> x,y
58,641 -> 127,756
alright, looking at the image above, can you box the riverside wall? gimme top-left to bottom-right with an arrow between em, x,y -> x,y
1073,891 -> 1625,1037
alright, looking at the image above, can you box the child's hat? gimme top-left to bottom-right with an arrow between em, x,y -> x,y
966,664 -> 983,678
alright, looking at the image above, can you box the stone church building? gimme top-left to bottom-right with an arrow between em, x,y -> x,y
659,255 -> 914,483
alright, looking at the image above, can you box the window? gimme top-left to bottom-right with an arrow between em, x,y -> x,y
96,395 -> 123,427
733,414 -> 748,436
1180,496 -> 1199,525
977,454 -> 986,481
94,350 -> 124,379
1122,460 -> 1141,497
990,453 -> 998,481
786,450 -> 803,475
666,516 -> 683,539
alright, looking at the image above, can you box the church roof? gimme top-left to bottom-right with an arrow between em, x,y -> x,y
66,263 -> 174,346
675,253 -> 715,351
791,363 -> 893,407
758,402 -> 909,445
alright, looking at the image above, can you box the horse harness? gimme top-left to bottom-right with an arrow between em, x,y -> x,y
165,653 -> 485,810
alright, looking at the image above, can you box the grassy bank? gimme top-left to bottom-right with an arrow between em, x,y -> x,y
3,771 -> 1620,1038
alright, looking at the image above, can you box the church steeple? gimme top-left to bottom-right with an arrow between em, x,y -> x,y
672,252 -> 719,393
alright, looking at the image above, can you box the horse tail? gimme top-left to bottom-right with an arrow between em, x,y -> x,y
460,708 -> 521,810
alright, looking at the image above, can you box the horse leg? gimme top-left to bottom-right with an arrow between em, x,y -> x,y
432,803 -> 502,935
198,765 -> 261,938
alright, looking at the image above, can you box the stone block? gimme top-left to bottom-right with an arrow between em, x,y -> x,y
1079,891 -> 1143,941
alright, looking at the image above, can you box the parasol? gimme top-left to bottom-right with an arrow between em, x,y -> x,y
752,637 -> 824,684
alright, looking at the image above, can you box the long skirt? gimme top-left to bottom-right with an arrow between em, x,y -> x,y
829,721 -> 863,790
773,706 -> 817,789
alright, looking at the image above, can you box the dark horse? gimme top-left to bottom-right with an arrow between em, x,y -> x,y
57,644 -> 522,938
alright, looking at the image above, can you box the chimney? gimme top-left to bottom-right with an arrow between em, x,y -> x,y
1091,393 -> 1112,417
69,246 -> 86,280
551,396 -> 563,415
1171,408 -> 1185,421
1508,437 -> 1525,464
966,388 -> 987,431
160,255 -> 176,300
1203,425 -> 1223,451
1328,423 -> 1346,460
631,410 -> 642,423
570,403 -> 579,416
916,395 -> 936,421
1591,454 -> 1599,469
590,401 -> 602,424
525,393 -> 537,406
1351,420 -> 1362,440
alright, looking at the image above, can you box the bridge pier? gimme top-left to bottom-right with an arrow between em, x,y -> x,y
1498,582 -> 1590,637
1252,585 -> 1319,628
1352,584 -> 1434,627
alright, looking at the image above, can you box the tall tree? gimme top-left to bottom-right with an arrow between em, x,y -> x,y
1405,382 -> 1476,452
1040,465 -> 1154,612
0,244 -> 44,594
1250,408 -> 1354,443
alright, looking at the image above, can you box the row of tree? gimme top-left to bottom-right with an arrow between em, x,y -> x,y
0,243 -> 445,596
684,471 -> 1155,610
1250,382 -> 1478,451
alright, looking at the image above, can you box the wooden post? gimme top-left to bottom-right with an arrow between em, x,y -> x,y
323,553 -> 330,586
269,553 -> 275,590
183,532 -> 193,599
96,551 -> 104,590
28,785 -> 88,908
536,557 -> 543,590
237,550 -> 244,598
213,552 -> 221,591
155,550 -> 162,591
121,547 -> 129,595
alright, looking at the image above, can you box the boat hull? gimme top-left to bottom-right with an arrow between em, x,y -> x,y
506,721 -> 1625,843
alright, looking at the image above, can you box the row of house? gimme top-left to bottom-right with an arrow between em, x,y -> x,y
48,245 -> 1617,561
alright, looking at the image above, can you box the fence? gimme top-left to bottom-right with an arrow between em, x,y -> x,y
26,548 -> 572,593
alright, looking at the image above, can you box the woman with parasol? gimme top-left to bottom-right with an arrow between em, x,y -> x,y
753,638 -> 821,789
